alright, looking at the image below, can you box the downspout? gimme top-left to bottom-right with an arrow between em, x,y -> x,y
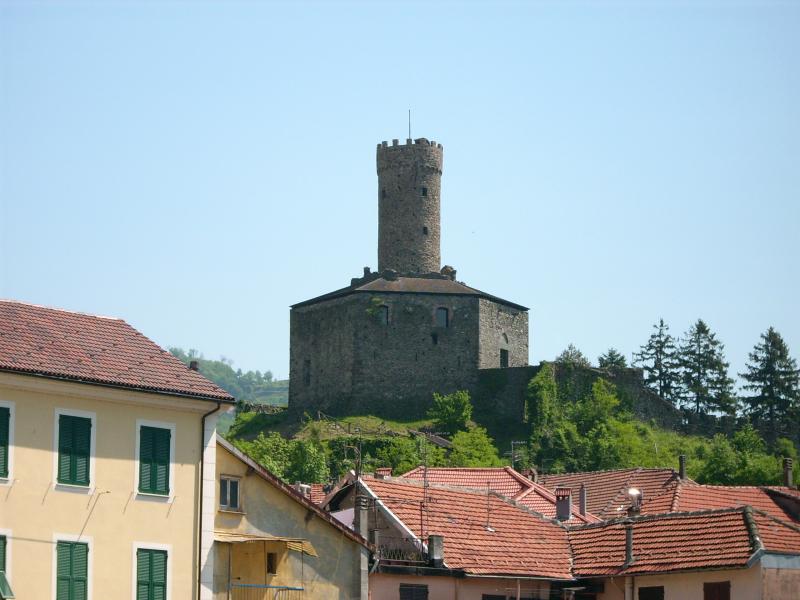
198,400 -> 222,600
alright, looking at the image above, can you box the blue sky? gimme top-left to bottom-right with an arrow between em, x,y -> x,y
1,1 -> 798,383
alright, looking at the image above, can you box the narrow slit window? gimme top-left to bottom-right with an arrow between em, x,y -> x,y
500,349 -> 509,368
422,227 -> 429,235
435,307 -> 449,328
379,305 -> 389,326
431,333 -> 438,346
421,187 -> 428,197
381,188 -> 387,199
267,552 -> 278,575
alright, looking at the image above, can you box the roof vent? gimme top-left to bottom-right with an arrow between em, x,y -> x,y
784,457 -> 794,488
189,360 -> 199,371
428,534 -> 444,568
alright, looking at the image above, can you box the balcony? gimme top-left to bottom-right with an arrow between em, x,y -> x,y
230,584 -> 304,600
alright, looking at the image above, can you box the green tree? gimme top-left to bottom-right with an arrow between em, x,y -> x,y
740,327 -> 800,446
677,320 -> 735,415
375,436 -> 446,474
598,348 -> 627,369
633,319 -> 681,404
555,344 -> 591,368
697,434 -> 738,484
287,440 -> 329,484
428,390 -> 473,435
232,432 -> 291,479
571,379 -> 620,435
448,427 -> 503,467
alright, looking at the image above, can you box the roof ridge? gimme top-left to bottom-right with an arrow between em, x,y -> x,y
743,506 -> 765,555
567,505 -> 750,530
0,298 -> 123,321
750,506 -> 800,535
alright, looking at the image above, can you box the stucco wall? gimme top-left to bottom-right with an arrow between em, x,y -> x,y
595,567 -> 761,600
213,444 -> 364,600
0,373 -> 210,600
762,566 -> 800,599
370,573 -> 551,600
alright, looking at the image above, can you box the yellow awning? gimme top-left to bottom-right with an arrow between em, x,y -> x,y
213,531 -> 318,557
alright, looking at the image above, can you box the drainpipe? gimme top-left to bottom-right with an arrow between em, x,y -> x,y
623,522 -> 635,600
624,577 -> 634,600
198,400 -> 222,600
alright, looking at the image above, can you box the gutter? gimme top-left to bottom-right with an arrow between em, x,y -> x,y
197,400 -> 222,600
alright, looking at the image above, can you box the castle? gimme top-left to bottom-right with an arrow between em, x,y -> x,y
289,138 -> 529,417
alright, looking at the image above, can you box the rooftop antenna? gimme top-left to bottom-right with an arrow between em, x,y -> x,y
485,480 -> 495,532
408,109 -> 411,140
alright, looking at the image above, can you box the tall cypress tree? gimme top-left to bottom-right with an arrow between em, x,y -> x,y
634,319 -> 680,404
677,319 -> 735,415
740,327 -> 800,445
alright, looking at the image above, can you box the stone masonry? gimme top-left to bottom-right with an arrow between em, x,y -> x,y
289,138 -> 529,418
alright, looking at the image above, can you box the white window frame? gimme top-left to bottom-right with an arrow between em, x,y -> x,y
52,408 -> 97,494
51,533 -> 93,600
131,542 -> 172,600
134,419 -> 176,502
0,400 -> 14,486
0,528 -> 12,587
219,475 -> 242,512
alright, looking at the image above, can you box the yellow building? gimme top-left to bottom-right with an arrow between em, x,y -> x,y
0,300 -> 234,599
212,436 -> 370,599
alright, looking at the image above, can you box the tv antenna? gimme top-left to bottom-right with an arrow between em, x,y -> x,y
408,109 -> 411,140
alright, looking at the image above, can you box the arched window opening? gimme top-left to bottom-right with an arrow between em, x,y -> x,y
435,307 -> 449,328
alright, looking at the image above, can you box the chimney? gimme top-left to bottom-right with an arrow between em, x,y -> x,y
784,458 -> 794,488
679,454 -> 687,480
189,360 -> 199,371
375,467 -> 392,480
428,534 -> 444,568
624,523 -> 635,567
627,488 -> 642,516
579,484 -> 588,517
555,488 -> 572,521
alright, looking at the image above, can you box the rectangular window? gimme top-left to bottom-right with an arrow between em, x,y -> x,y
57,415 -> 91,486
137,548 -> 167,600
0,406 -> 9,478
400,583 -> 429,600
435,307 -> 449,328
0,534 -> 12,599
421,187 -> 428,197
56,541 -> 88,600
379,305 -> 389,326
219,476 -> 240,511
500,349 -> 509,368
266,552 -> 277,575
639,587 -> 665,600
139,426 -> 171,495
704,581 -> 731,600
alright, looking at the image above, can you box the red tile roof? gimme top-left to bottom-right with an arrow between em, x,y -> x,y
309,483 -> 327,506
640,480 -> 800,523
0,300 -> 233,402
400,466 -> 598,523
540,468 -> 680,519
362,476 -> 573,579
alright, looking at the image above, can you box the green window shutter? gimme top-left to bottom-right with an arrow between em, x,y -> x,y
0,407 -> 9,478
58,416 -> 91,486
137,549 -> 167,600
139,427 -> 170,495
56,541 -> 88,600
0,535 -> 6,572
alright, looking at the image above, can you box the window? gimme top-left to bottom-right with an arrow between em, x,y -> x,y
137,548 -> 167,600
139,426 -> 171,495
0,405 -> 10,479
381,188 -> 387,199
220,476 -> 241,511
500,349 -> 509,368
639,587 -> 664,600
422,227 -> 429,235
704,581 -> 731,600
435,307 -> 449,328
431,333 -> 438,346
266,552 -> 277,575
379,305 -> 389,326
421,187 -> 428,197
56,541 -> 88,600
57,414 -> 91,486
482,596 -> 505,600
399,583 -> 428,600
0,534 -> 13,599
303,360 -> 311,386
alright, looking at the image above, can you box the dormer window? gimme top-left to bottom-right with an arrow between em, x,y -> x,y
435,307 -> 449,328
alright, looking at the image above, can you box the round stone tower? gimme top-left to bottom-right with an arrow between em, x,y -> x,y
376,138 -> 443,275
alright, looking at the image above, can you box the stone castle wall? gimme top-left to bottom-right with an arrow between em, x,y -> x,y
477,298 -> 529,370
377,139 -> 443,275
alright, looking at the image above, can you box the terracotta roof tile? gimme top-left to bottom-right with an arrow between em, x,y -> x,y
640,481 -> 800,523
0,300 -> 233,401
540,468 -> 680,519
400,466 -> 598,523
362,477 -> 572,579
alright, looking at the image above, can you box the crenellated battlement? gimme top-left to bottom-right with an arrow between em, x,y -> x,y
376,137 -> 443,150
376,137 -> 443,175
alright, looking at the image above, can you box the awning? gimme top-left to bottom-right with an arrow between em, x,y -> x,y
214,531 -> 318,557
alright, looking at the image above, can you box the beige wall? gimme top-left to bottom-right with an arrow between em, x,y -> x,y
212,444 -> 364,600
0,373 -> 216,599
369,573 -> 551,600
595,567 -> 761,600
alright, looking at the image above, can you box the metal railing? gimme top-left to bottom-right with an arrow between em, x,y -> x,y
230,584 -> 304,600
376,536 -> 426,564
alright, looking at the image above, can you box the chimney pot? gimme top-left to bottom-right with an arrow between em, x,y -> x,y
428,534 -> 444,568
784,457 -> 794,488
189,360 -> 199,371
679,454 -> 687,480
555,488 -> 572,521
